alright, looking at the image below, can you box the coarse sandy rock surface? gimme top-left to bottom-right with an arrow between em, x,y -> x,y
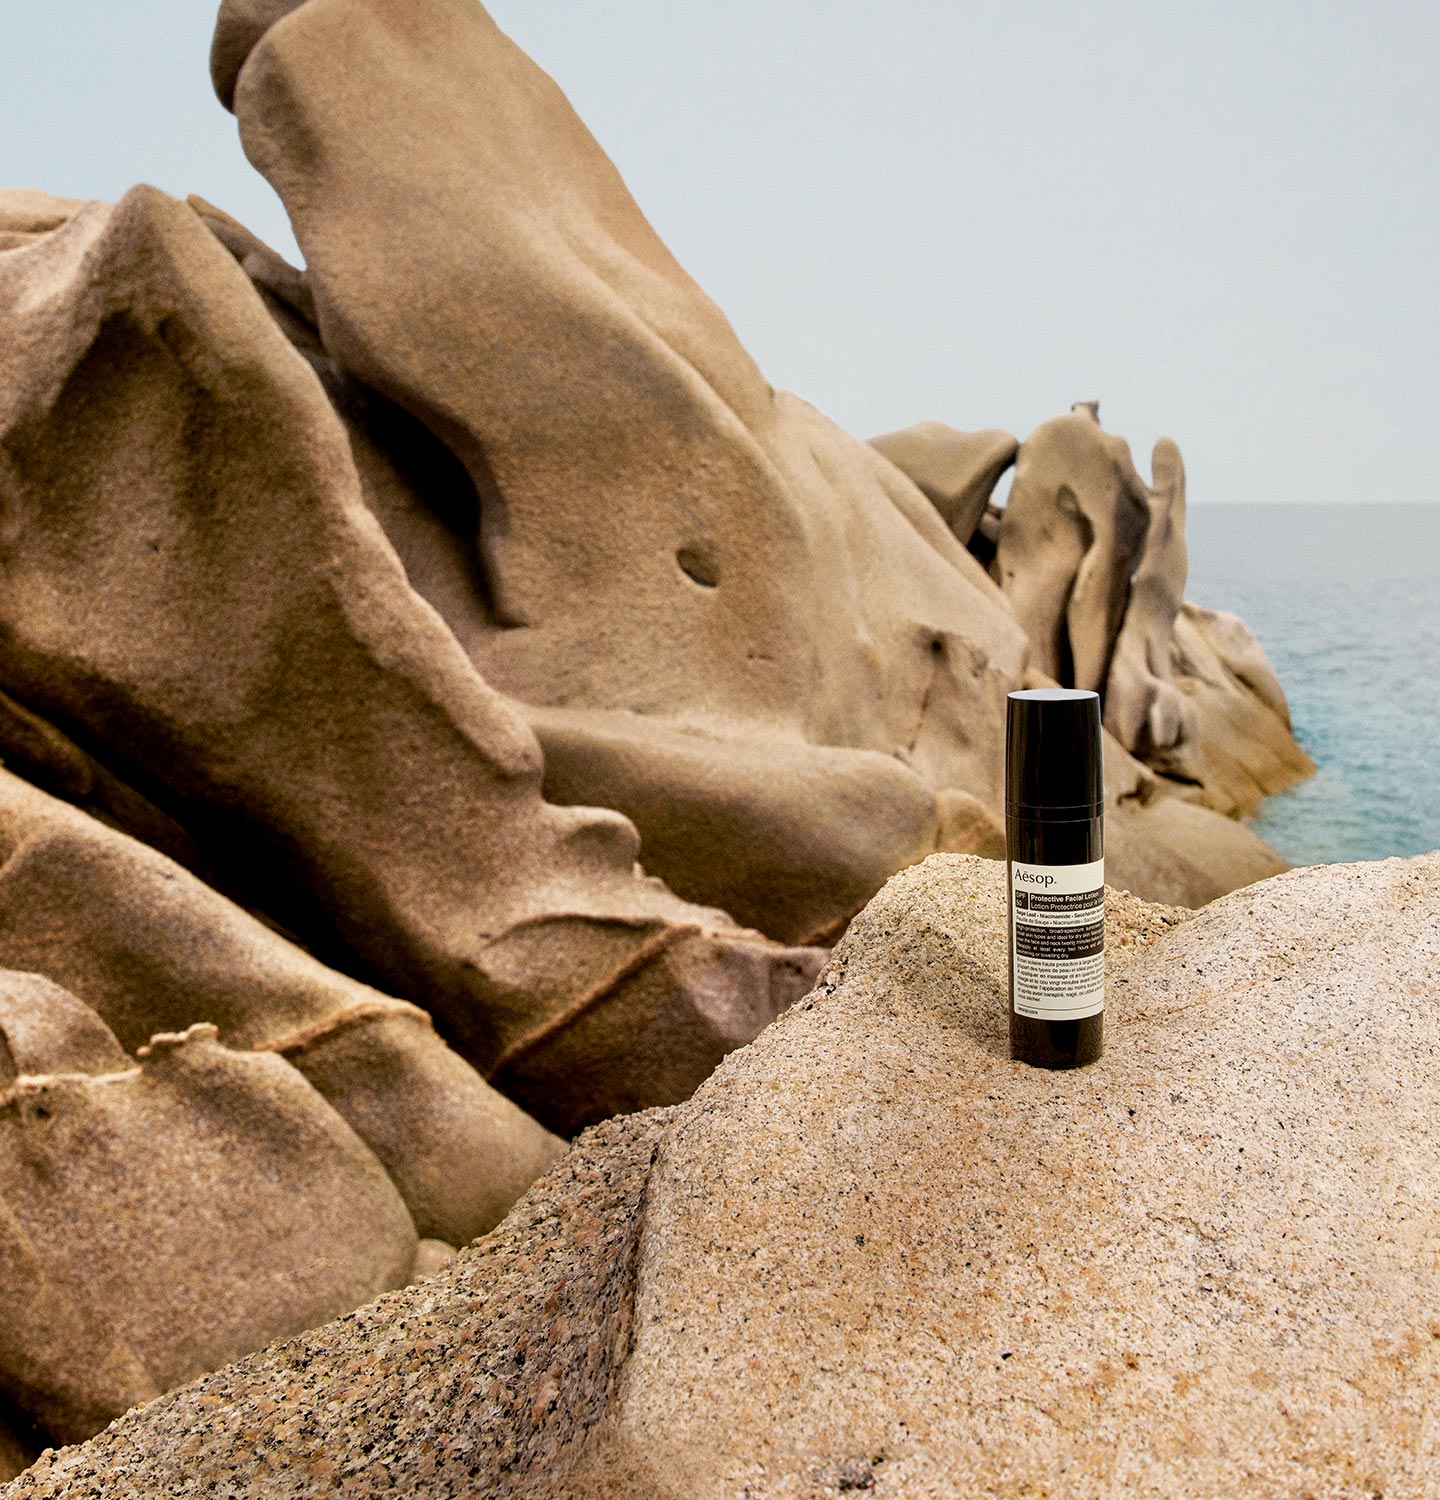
11,850 -> 1438,1498
4,1108 -> 671,1500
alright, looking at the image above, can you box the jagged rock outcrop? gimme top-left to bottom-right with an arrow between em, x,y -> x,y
211,0 -> 1027,947
13,850 -> 1438,1498
868,422 -> 1018,546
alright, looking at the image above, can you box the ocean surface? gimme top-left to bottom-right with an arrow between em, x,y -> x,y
1185,504 -> 1440,866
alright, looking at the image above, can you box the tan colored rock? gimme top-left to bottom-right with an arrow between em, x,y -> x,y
868,421 -> 1018,546
0,768 -> 563,1246
574,852 -> 1440,1495
0,976 -> 416,1448
0,182 -> 822,1136
1100,756 -> 1285,905
1171,602 -> 1316,816
408,1240 -> 458,1282
1182,597 -> 1296,724
1103,436 -> 1198,774
996,408 -> 1151,692
968,498 -> 1003,568
214,0 -> 1037,932
17,851 -> 1440,1498
996,418 -> 1311,822
0,190 -> 86,252
205,0 -> 1289,922
3,1108 -> 672,1498
186,192 -> 314,323
1007,665 -> 1286,906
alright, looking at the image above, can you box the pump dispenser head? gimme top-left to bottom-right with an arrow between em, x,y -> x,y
1005,688 -> 1104,820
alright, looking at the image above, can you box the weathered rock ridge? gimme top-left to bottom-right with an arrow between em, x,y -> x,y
10,851 -> 1436,1498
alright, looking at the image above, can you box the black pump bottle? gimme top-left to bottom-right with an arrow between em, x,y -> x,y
1005,688 -> 1105,1068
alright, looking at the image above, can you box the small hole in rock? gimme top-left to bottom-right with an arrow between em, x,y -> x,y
676,545 -> 719,588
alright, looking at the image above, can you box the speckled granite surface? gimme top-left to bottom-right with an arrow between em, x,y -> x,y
4,1109 -> 671,1499
580,853 -> 1439,1496
8,852 -> 1439,1498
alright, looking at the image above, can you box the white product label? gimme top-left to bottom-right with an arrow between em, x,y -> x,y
1010,858 -> 1105,1021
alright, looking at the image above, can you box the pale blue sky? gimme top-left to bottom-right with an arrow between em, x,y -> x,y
4,1 -> 1437,506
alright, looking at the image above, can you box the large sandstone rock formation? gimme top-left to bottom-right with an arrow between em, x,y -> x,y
878,408 -> 1313,817
211,0 -> 1027,947
205,0 -> 1285,925
0,181 -> 822,1138
0,0 -> 1293,1185
11,850 -> 1437,1497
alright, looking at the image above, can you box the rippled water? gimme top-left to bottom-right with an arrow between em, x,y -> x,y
1185,504 -> 1440,865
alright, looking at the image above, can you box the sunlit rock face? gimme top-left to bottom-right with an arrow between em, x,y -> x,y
211,0 -> 1285,917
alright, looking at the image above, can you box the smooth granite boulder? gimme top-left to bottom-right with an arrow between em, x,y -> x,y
14,850 -> 1438,1498
0,181 -> 822,1136
0,768 -> 563,1246
0,974 -> 417,1449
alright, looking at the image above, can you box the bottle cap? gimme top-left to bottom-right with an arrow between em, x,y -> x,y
1005,688 -> 1104,819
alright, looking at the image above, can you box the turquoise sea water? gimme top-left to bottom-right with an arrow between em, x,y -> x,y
1185,504 -> 1440,865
